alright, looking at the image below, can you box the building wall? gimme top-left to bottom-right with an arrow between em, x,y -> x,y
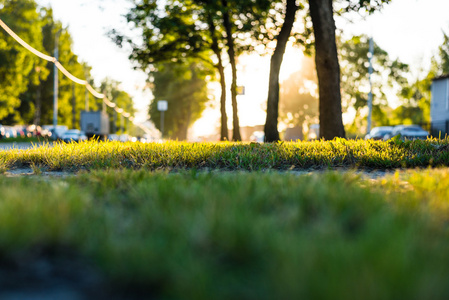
431,77 -> 449,137
431,78 -> 449,122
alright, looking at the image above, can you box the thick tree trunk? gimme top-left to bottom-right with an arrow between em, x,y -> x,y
264,0 -> 298,142
308,0 -> 345,139
208,17 -> 229,141
222,0 -> 241,141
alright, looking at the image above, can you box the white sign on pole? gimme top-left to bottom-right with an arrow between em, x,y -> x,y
157,100 -> 168,111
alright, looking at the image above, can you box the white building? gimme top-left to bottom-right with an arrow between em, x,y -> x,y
431,75 -> 449,137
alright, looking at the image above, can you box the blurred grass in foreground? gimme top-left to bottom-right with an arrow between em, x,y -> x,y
1,138 -> 449,172
1,169 -> 449,299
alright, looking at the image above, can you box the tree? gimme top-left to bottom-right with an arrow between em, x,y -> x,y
439,31 -> 449,74
307,0 -> 392,139
100,78 -> 135,134
115,0 -> 274,141
339,35 -> 409,136
114,0 -> 230,140
0,0 -> 48,122
36,7 -> 94,128
308,0 -> 345,139
149,60 -> 212,140
264,0 -> 300,142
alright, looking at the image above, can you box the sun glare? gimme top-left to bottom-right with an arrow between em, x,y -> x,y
191,46 -> 304,140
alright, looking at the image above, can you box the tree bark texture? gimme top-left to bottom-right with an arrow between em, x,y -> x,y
217,58 -> 229,141
264,0 -> 298,142
222,0 -> 242,141
208,17 -> 229,141
308,0 -> 345,139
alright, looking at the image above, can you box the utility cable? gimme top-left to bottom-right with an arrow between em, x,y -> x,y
0,17 -> 153,135
0,18 -> 55,62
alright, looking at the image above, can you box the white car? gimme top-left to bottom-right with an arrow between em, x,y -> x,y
365,126 -> 393,140
250,131 -> 265,142
383,125 -> 429,140
61,129 -> 88,143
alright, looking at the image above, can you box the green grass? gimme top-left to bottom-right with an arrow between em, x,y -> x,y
2,139 -> 449,297
1,169 -> 449,298
1,138 -> 449,172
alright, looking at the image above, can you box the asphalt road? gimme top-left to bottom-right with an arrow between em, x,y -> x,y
0,142 -> 52,150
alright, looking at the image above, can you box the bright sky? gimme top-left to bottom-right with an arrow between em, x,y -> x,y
32,0 -> 449,138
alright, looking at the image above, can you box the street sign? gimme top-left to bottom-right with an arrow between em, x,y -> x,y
237,86 -> 245,95
157,100 -> 168,111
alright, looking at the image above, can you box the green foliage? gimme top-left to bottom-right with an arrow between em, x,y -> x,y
0,0 -> 49,121
439,31 -> 449,73
338,0 -> 392,14
117,0 -> 211,68
0,2 -> 132,130
36,8 -> 94,128
149,60 -> 212,140
339,35 -> 409,135
100,78 -> 135,134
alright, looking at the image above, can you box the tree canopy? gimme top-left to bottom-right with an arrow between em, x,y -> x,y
0,0 -> 134,132
149,60 -> 212,140
0,0 -> 48,121
339,35 -> 409,135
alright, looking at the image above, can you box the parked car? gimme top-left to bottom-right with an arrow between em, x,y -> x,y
383,125 -> 429,140
42,125 -> 68,140
61,129 -> 87,143
308,124 -> 320,140
3,126 -> 17,139
108,134 -> 120,141
365,126 -> 393,140
250,131 -> 265,142
119,134 -> 131,142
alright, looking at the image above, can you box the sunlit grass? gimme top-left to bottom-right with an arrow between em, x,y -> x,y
2,139 -> 449,297
1,138 -> 449,172
1,169 -> 449,298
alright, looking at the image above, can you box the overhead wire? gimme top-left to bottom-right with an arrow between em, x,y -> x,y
0,17 -> 153,136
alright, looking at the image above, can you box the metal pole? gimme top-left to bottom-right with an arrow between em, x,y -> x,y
367,37 -> 374,134
120,114 -> 124,134
102,92 -> 106,112
53,30 -> 59,134
160,111 -> 164,138
84,69 -> 89,111
113,110 -> 117,134
72,83 -> 76,129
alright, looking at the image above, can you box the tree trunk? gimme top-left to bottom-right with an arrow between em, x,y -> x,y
217,58 -> 229,141
264,0 -> 298,142
308,0 -> 345,140
208,16 -> 229,141
222,0 -> 241,141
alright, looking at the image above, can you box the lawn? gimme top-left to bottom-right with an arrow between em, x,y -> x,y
1,140 -> 449,298
1,138 -> 449,172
